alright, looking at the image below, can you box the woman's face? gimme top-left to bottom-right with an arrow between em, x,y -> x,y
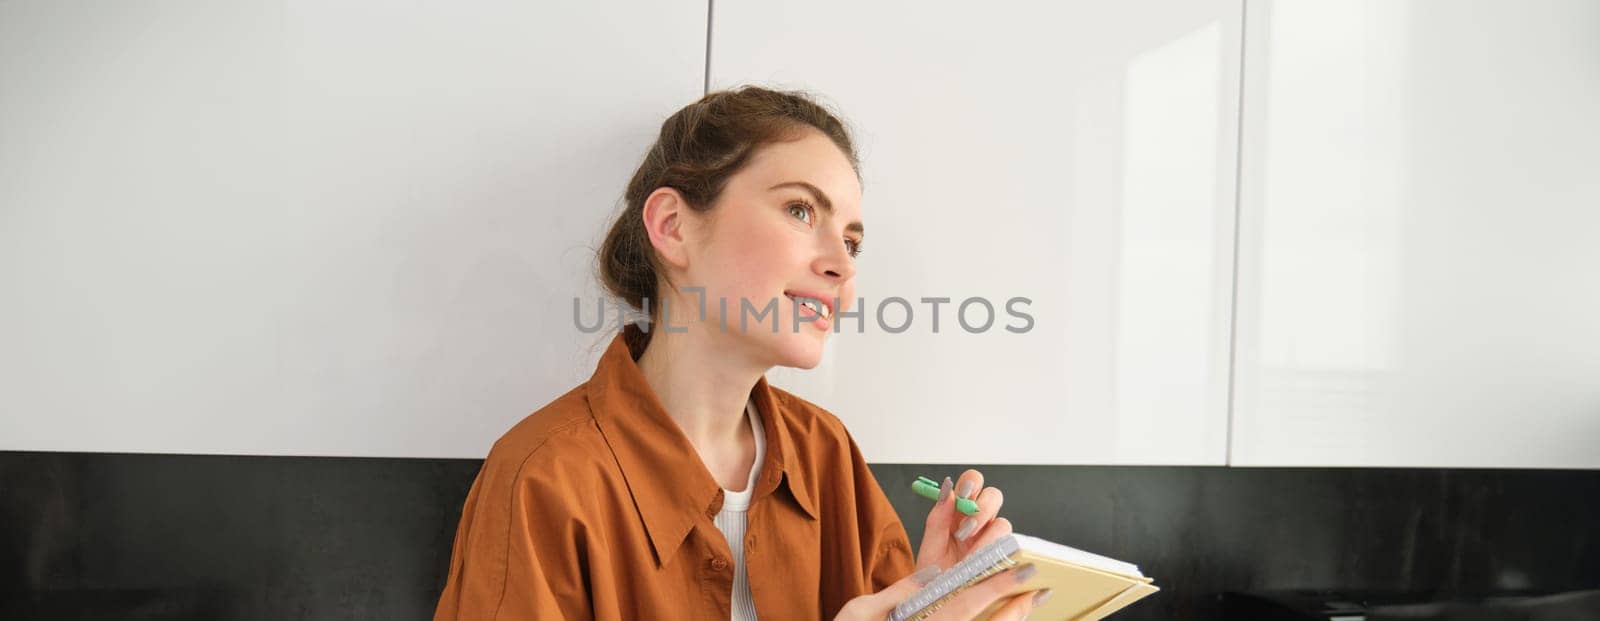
679,129 -> 864,369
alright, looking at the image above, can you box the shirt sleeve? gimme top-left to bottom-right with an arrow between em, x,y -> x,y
871,518 -> 918,591
433,453 -> 593,620
843,428 -> 918,593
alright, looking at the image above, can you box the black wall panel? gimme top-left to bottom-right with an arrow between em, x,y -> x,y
2,452 -> 1596,620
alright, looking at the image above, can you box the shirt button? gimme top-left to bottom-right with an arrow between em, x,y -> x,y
711,557 -> 728,571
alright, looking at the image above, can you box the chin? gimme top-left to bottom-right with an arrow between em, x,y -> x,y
787,353 -> 824,370
770,333 -> 826,370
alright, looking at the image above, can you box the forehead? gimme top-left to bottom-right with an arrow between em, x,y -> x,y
738,131 -> 863,217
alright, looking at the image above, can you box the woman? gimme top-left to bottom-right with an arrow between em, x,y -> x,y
434,86 -> 1048,619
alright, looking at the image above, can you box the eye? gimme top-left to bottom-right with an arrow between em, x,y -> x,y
845,238 -> 864,259
787,200 -> 814,225
789,198 -> 862,259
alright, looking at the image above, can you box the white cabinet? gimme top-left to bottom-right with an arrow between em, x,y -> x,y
0,0 -> 706,457
8,0 -> 1591,467
1230,0 -> 1600,467
713,0 -> 1244,464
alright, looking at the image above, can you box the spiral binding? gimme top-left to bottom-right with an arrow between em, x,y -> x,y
889,535 -> 1022,621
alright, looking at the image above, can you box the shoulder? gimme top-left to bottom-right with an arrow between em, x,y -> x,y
768,383 -> 908,553
767,384 -> 856,446
765,384 -> 878,474
475,382 -> 614,499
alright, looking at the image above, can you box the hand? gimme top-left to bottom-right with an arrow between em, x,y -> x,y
834,562 -> 1049,621
838,563 -> 1049,621
916,470 -> 1011,573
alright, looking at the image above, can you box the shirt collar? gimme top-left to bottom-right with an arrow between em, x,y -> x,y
586,332 -> 819,568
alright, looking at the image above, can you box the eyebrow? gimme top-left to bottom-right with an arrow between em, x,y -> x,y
769,181 -> 865,236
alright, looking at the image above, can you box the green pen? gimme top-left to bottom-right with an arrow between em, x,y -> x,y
911,476 -> 979,515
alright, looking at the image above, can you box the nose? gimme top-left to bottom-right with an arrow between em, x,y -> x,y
814,237 -> 857,282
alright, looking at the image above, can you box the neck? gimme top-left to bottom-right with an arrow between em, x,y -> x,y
635,326 -> 766,450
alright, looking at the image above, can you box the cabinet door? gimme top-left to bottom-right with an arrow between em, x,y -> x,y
1231,0 -> 1600,467
713,0 -> 1243,464
0,0 -> 707,457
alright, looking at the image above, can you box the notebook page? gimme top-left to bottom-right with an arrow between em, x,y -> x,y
1013,533 -> 1142,577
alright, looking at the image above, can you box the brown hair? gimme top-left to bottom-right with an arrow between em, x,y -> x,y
597,85 -> 860,359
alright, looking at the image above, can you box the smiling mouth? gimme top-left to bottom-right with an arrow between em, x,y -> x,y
783,293 -> 833,320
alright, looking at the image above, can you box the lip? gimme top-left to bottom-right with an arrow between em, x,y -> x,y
782,290 -> 837,317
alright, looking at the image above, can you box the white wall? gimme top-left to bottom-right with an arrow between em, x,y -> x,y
0,0 -> 705,457
1229,0 -> 1600,468
3,1 -> 1596,467
714,0 -> 1243,465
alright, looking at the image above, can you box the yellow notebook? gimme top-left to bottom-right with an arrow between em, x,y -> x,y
889,533 -> 1158,621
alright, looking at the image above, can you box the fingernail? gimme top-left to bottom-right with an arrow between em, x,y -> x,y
912,565 -> 941,586
955,517 -> 978,541
938,477 -> 953,504
1014,563 -> 1037,584
1032,588 -> 1053,606
957,479 -> 976,499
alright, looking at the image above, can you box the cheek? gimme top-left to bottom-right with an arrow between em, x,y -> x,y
705,225 -> 796,298
725,230 -> 777,263
727,221 -> 800,271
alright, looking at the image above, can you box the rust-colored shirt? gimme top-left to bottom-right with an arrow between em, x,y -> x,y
434,333 -> 916,619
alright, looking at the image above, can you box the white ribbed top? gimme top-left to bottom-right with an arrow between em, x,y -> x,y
712,396 -> 765,621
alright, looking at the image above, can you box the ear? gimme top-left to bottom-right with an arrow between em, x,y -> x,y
641,186 -> 693,270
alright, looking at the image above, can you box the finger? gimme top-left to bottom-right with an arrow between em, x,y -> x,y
838,565 -> 941,619
954,485 -> 1004,543
954,469 -> 985,505
923,475 -> 957,529
937,469 -> 985,544
962,517 -> 1014,557
916,476 -> 958,566
926,561 -> 1038,619
986,590 -> 1048,621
